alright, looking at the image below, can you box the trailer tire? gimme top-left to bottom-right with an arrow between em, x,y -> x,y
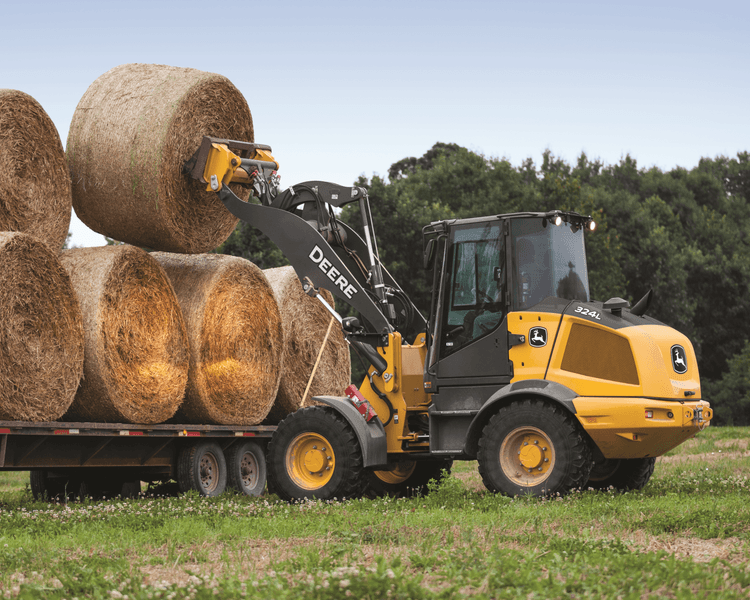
29,470 -> 68,501
477,399 -> 592,497
365,459 -> 453,498
226,441 -> 266,496
587,457 -> 656,491
79,477 -> 141,500
267,407 -> 365,501
177,442 -> 227,497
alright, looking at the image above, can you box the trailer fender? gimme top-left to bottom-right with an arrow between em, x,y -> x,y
312,396 -> 388,468
463,380 -> 579,458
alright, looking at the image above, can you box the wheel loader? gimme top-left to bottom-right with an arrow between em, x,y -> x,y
188,137 -> 712,500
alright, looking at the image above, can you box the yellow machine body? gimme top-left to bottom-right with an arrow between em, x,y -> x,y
508,310 -> 711,459
200,143 -> 279,192
358,332 -> 432,454
356,309 -> 711,462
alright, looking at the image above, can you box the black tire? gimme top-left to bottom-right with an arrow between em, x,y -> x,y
30,471 -> 81,501
177,442 -> 227,497
587,457 -> 656,491
226,441 -> 266,496
79,477 -> 142,500
267,407 -> 365,501
477,399 -> 592,497
365,459 -> 453,498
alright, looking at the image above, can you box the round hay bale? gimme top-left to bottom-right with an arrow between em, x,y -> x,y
60,245 -> 189,424
264,266 -> 351,422
0,89 -> 72,251
152,253 -> 284,425
0,232 -> 83,421
67,63 -> 254,253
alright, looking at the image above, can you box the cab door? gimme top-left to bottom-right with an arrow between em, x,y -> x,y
433,221 -> 511,382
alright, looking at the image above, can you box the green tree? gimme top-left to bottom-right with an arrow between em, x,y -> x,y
219,221 -> 288,269
702,340 -> 750,426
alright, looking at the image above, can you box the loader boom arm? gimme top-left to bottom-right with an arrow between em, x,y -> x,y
217,183 -> 395,333
187,136 -> 425,340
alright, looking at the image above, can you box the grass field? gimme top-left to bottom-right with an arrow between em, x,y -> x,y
0,426 -> 748,599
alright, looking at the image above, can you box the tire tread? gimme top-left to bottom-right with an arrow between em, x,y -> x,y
477,398 -> 592,496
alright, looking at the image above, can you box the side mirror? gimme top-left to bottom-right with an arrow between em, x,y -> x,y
423,239 -> 436,270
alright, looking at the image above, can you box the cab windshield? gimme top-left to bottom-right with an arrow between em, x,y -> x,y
510,217 -> 589,310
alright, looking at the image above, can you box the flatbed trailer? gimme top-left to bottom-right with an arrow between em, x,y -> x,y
0,420 -> 276,499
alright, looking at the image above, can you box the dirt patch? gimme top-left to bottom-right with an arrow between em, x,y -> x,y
716,438 -> 749,450
624,531 -> 747,564
139,537 -> 312,584
657,450 -> 750,464
453,469 -> 485,492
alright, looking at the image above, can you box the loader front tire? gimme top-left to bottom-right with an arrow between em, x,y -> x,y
587,457 -> 655,491
267,407 -> 365,501
477,399 -> 592,497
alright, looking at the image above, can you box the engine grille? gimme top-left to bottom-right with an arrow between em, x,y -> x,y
560,323 -> 639,385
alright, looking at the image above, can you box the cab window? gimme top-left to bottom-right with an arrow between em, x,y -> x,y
441,222 -> 505,356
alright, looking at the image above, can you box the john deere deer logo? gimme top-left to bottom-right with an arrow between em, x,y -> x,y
671,345 -> 688,374
529,327 -> 547,348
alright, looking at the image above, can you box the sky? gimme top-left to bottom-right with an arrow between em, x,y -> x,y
2,0 -> 747,247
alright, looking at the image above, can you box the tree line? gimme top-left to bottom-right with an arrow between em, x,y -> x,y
221,144 -> 750,425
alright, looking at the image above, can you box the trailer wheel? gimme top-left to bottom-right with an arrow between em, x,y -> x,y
30,471 -> 64,501
267,407 -> 365,501
177,442 -> 227,497
365,459 -> 453,498
587,457 -> 656,491
477,399 -> 592,497
80,477 -> 142,499
30,471 -> 82,501
226,441 -> 266,496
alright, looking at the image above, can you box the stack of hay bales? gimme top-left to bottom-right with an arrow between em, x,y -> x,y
67,63 -> 254,254
60,246 -> 189,424
0,89 -> 72,252
0,232 -> 84,421
153,253 -> 284,425
0,91 -> 84,422
0,65 -> 354,427
264,266 -> 351,422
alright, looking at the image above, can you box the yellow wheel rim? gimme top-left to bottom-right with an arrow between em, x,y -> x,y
286,432 -> 335,491
373,461 -> 417,485
499,426 -> 555,487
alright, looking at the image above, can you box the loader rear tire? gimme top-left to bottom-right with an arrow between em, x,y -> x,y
177,442 -> 227,497
477,399 -> 592,497
267,407 -> 365,501
365,459 -> 453,498
587,457 -> 655,491
226,440 -> 266,496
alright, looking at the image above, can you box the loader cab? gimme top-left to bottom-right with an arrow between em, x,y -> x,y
424,211 -> 593,387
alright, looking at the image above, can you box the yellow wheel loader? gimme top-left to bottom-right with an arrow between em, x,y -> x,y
189,137 -> 712,500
